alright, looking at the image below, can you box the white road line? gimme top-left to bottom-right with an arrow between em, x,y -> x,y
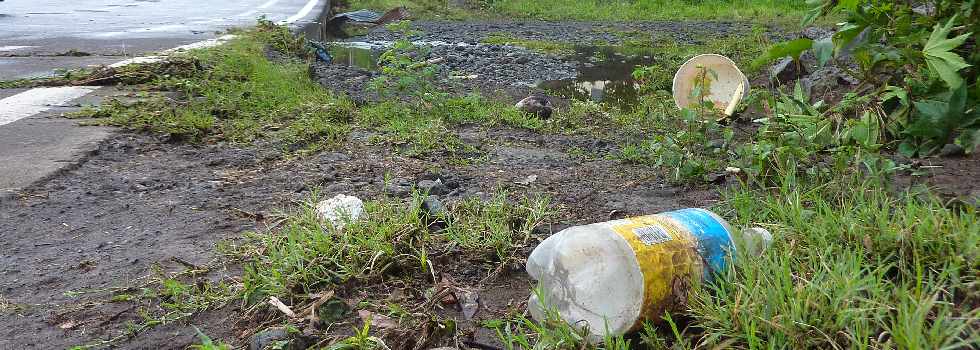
283,0 -> 319,24
109,34 -> 236,68
258,0 -> 282,9
0,87 -> 99,127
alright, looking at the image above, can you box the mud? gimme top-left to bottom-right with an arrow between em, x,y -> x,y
311,20 -> 758,105
0,119 -> 717,348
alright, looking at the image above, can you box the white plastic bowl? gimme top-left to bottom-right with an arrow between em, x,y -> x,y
672,54 -> 750,113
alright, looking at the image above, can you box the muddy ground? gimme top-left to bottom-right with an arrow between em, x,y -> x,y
312,20 -> 769,104
2,20 -> 979,350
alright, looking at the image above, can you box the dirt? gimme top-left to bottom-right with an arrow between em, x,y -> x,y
0,116 -> 718,349
2,19 -> 977,350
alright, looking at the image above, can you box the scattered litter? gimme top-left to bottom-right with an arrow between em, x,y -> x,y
672,54 -> 749,116
315,194 -> 364,228
450,74 -> 479,80
328,7 -> 408,26
515,93 -> 554,119
302,290 -> 335,324
739,227 -> 773,257
308,40 -> 332,63
526,208 -> 770,340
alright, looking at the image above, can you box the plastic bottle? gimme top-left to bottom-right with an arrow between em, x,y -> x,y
526,208 -> 769,339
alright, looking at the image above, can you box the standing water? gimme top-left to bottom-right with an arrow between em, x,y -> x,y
537,45 -> 656,110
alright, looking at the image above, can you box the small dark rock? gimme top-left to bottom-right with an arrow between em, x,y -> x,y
515,93 -> 554,119
707,139 -> 726,149
939,143 -> 966,157
249,327 -> 289,350
418,179 -> 450,195
770,57 -> 806,84
421,195 -> 446,217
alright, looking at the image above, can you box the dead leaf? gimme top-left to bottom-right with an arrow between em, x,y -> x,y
268,296 -> 297,318
58,320 -> 78,330
304,290 -> 335,323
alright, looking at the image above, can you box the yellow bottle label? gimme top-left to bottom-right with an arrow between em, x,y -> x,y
611,215 -> 704,328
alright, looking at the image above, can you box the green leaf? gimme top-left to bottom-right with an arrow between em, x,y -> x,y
956,128 -> 980,153
813,37 -> 833,67
754,38 -> 813,67
898,140 -> 918,157
833,23 -> 866,56
923,15 -> 974,88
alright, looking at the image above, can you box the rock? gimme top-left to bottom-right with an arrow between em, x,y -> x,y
801,66 -> 858,98
939,143 -> 966,157
418,179 -> 450,195
515,56 -> 530,64
421,195 -> 446,217
802,27 -> 834,40
707,139 -> 726,149
515,93 -> 554,119
912,3 -> 936,16
315,194 -> 364,228
770,57 -> 806,84
249,327 -> 289,350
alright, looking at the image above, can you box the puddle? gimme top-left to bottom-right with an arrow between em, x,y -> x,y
538,45 -> 656,110
322,41 -> 657,110
327,44 -> 379,71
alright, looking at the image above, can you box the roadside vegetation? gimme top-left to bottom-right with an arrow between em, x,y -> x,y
340,0 -> 810,25
50,0 -> 979,349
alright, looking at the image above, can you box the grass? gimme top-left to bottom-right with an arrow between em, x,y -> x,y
485,0 -> 809,24
238,189 -> 552,304
691,170 -> 980,349
342,0 -> 811,25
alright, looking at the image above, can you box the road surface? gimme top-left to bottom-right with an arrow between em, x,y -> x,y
0,0 -> 329,199
0,0 -> 328,79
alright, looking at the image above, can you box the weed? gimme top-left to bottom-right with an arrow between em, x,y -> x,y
483,0 -> 810,25
690,172 -> 980,349
188,327 -> 233,350
240,189 -> 552,303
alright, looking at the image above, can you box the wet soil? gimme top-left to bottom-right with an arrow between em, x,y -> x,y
312,20 -> 762,106
0,120 -> 717,348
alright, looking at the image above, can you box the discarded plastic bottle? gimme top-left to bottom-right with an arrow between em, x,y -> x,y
526,208 -> 769,339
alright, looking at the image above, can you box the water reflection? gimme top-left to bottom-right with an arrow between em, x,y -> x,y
538,45 -> 656,110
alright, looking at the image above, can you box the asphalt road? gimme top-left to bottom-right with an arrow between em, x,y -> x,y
0,0 -> 328,79
0,0 -> 329,199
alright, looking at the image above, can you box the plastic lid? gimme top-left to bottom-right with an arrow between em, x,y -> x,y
672,54 -> 750,113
